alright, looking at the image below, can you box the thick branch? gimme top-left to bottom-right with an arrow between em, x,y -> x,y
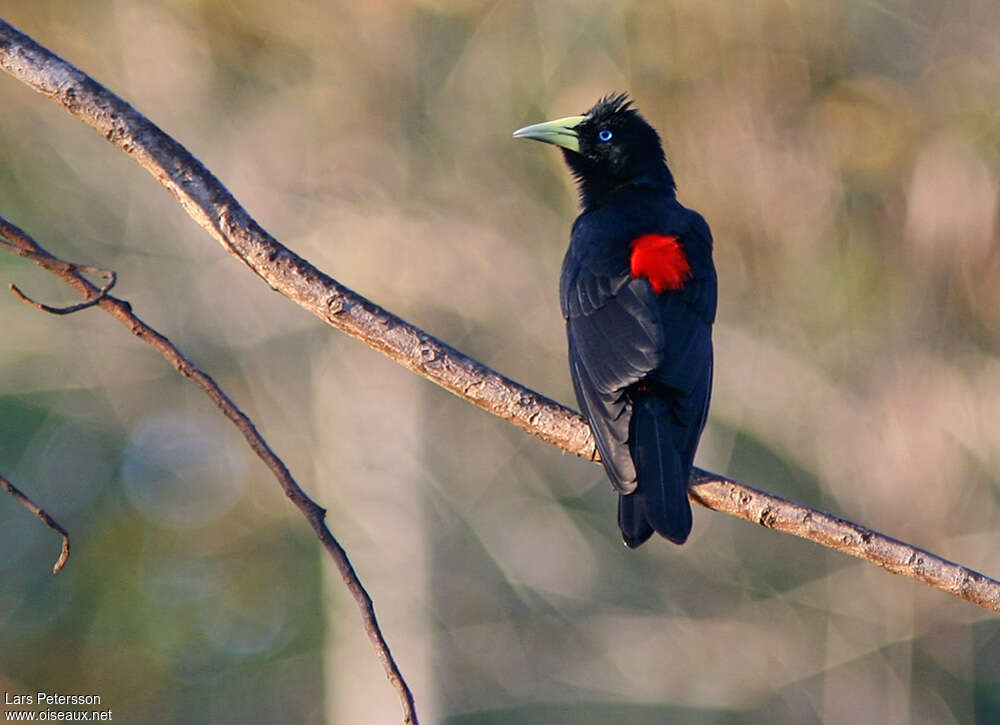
0,18 -> 593,463
1,18 -> 998,617
0,472 -> 70,573
0,215 -> 418,725
688,472 -> 1000,613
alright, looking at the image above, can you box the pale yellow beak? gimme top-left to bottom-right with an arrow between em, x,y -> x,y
512,115 -> 586,153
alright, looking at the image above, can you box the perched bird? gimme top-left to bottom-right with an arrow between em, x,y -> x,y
514,93 -> 716,547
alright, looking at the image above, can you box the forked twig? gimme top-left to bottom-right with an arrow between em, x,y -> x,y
10,265 -> 115,314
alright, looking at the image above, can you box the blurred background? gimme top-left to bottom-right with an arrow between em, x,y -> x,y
2,0 -> 999,722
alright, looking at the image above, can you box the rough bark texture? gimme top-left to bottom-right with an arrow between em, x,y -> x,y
0,19 -> 596,465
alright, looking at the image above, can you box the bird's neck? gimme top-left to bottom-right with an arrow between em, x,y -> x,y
575,166 -> 676,211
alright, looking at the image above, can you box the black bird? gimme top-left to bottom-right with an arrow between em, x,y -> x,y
514,93 -> 716,547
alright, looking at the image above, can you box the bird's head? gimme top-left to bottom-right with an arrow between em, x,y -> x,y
513,93 -> 675,209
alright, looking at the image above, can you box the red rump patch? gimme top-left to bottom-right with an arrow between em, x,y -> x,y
629,234 -> 690,293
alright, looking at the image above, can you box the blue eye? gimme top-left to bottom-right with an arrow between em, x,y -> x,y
598,128 -> 613,142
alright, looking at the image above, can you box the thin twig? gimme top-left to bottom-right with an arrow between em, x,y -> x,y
11,265 -> 115,314
1,19 -> 998,620
0,215 -> 419,725
0,472 -> 71,573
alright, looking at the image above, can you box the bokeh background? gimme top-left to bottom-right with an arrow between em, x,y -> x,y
2,1 -> 1000,723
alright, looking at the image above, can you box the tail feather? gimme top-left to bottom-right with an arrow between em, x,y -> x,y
618,493 -> 654,549
619,395 -> 693,547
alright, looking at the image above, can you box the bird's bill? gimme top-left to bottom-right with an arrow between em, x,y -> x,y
512,115 -> 586,153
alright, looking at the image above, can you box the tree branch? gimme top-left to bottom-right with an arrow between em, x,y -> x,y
1,18 -> 998,617
688,472 -> 1000,612
0,215 -> 418,725
0,472 -> 70,573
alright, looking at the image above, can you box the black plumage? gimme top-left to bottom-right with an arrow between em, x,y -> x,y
515,93 -> 716,547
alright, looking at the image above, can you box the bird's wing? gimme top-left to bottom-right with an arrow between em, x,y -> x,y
566,275 -> 664,494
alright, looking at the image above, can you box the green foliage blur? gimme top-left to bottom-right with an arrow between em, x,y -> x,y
2,1 -> 999,723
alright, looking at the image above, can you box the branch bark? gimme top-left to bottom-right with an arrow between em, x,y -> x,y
0,215 -> 418,725
1,17 -> 998,617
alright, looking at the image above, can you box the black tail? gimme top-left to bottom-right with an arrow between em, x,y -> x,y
618,395 -> 692,548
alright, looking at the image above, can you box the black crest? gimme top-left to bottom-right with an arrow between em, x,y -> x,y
585,92 -> 635,120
